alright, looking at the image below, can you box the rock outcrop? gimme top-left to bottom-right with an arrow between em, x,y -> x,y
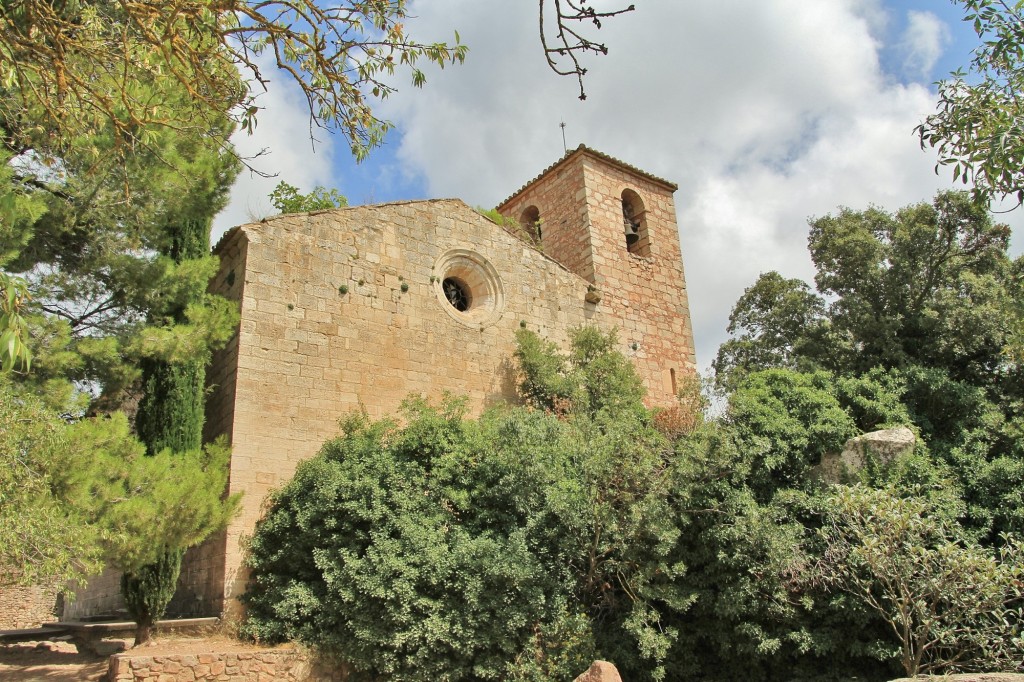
573,660 -> 623,682
815,426 -> 916,483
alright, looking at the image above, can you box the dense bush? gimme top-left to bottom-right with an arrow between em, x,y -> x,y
243,318 -> 1024,680
243,329 -> 704,680
243,390 -> 688,680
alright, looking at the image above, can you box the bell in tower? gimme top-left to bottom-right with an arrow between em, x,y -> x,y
622,196 -> 641,248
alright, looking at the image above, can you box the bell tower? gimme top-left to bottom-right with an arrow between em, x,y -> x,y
498,145 -> 697,401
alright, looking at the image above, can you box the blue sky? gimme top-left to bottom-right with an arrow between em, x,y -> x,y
213,1 -> 1020,373
884,0 -> 972,76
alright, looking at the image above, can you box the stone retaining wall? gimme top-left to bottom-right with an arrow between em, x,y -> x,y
106,648 -> 348,681
107,651 -> 626,682
62,566 -> 126,621
0,584 -> 60,629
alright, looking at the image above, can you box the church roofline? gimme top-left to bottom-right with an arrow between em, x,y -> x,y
210,197 -> 597,318
212,198 -> 468,254
497,144 -> 677,210
213,197 -> 573,270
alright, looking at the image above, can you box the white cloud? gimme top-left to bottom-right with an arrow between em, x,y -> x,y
899,11 -> 952,79
375,0 -> 979,370
214,1 -> 1020,372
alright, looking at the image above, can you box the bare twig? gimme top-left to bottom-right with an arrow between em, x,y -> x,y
538,0 -> 635,100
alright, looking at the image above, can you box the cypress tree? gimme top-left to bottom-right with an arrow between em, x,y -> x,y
121,549 -> 184,645
127,217 -> 213,644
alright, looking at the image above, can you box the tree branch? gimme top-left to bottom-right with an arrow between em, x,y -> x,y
539,0 -> 635,100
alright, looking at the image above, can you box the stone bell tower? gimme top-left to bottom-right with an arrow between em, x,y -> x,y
497,144 -> 697,398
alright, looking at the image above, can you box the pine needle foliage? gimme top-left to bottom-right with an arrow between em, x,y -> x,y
0,383 -> 239,604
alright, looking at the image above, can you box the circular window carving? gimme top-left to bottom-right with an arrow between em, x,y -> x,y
442,277 -> 471,311
433,249 -> 505,327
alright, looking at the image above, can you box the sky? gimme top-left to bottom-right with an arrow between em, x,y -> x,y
212,0 -> 1023,375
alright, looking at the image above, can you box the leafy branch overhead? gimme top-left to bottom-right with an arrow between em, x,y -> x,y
0,273 -> 31,372
0,1 -> 467,161
540,0 -> 636,100
0,0 -> 639,168
918,0 -> 1024,205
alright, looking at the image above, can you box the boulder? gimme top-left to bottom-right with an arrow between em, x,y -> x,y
573,660 -> 622,682
815,426 -> 916,483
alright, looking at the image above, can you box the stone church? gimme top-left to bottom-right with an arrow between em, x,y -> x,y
61,145 -> 697,621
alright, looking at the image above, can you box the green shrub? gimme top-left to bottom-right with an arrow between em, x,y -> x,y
0,381 -> 100,588
514,326 -> 646,419
242,400 -> 591,680
270,181 -> 347,214
726,369 -> 857,501
243,368 -> 687,679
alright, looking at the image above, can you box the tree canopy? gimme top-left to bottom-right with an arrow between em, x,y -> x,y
0,381 -> 238,591
715,191 -> 1019,395
0,1 -> 634,163
0,381 -> 101,587
0,0 -> 466,162
0,54 -> 243,408
717,191 -> 1024,532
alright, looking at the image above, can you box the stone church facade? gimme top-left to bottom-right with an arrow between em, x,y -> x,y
62,145 -> 697,621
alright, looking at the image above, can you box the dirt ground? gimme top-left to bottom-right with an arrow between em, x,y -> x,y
0,634 -> 273,682
1,640 -> 109,682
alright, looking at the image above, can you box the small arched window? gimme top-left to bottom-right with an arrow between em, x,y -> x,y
621,189 -> 650,256
519,205 -> 542,243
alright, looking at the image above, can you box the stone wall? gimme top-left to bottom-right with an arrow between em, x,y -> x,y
61,544 -> 223,621
106,650 -> 625,682
61,568 -> 125,621
200,198 -> 618,615
575,154 -> 697,396
0,584 -> 60,629
106,648 -> 348,681
501,152 -> 595,282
